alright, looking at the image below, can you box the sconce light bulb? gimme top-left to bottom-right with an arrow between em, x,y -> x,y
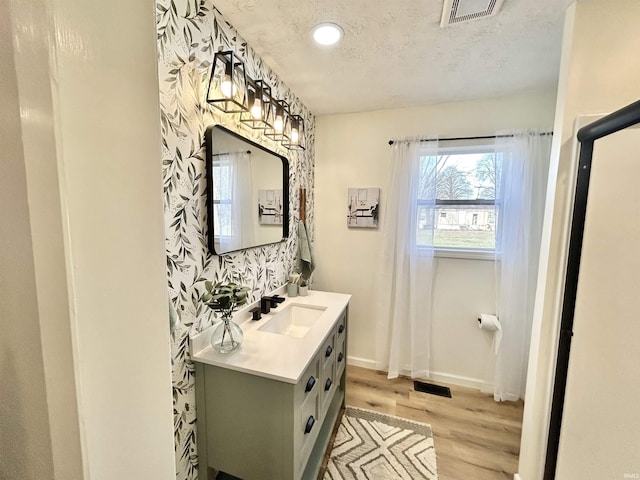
251,99 -> 262,119
291,127 -> 299,143
221,78 -> 235,98
221,60 -> 236,98
274,115 -> 283,132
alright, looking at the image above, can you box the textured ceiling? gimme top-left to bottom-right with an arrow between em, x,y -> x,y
212,0 -> 573,115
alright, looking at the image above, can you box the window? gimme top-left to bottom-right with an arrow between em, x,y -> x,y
211,159 -> 233,238
416,142 -> 501,253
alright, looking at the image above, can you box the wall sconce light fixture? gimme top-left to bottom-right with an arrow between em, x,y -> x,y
207,51 -> 248,113
264,99 -> 291,142
208,51 -> 306,150
282,115 -> 306,150
240,79 -> 273,130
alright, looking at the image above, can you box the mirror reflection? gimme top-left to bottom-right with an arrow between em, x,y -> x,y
206,125 -> 289,255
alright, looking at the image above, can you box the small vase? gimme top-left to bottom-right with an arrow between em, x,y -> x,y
299,285 -> 309,296
210,317 -> 243,354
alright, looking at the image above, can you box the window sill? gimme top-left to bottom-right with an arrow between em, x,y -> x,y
434,248 -> 495,261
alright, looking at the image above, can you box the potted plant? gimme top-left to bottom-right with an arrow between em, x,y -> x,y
202,281 -> 250,354
299,277 -> 309,296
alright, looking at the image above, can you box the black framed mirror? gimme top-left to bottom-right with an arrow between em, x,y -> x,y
205,125 -> 289,255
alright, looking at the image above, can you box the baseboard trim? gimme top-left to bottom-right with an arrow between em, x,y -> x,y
347,356 -> 376,370
346,356 -> 485,390
429,370 -> 484,390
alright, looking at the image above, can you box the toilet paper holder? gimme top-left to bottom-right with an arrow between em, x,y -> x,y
477,314 -> 502,354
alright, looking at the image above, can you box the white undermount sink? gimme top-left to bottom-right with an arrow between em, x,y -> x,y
258,304 -> 327,338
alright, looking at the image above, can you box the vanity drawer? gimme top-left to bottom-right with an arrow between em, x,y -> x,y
299,391 -> 320,469
335,336 -> 346,379
295,356 -> 320,401
335,310 -> 347,342
321,333 -> 335,370
319,355 -> 336,415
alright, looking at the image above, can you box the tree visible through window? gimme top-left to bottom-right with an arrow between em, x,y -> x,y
417,147 -> 500,251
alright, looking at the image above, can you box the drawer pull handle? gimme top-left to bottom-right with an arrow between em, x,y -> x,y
305,376 -> 316,393
325,345 -> 333,357
304,416 -> 315,434
338,324 -> 345,334
338,352 -> 344,363
324,378 -> 332,391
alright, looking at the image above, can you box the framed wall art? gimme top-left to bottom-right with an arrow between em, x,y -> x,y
258,189 -> 283,225
347,187 -> 380,228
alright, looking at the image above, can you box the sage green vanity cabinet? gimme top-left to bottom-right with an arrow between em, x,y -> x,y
195,306 -> 348,480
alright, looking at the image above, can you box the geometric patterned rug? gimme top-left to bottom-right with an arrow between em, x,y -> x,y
323,407 -> 438,479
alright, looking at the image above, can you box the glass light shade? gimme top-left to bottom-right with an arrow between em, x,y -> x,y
207,51 -> 249,113
282,114 -> 306,150
264,99 -> 291,142
239,80 -> 273,129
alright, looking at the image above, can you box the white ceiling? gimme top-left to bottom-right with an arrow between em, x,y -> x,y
212,0 -> 573,115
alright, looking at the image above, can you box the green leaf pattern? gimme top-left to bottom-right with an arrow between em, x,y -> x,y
156,1 -> 315,478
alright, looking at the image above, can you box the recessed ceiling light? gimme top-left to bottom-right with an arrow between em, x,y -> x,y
311,23 -> 344,46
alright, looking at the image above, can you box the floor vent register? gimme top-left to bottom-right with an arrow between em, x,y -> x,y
413,381 -> 452,398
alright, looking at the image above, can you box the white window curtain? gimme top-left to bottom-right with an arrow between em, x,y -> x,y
217,152 -> 254,252
375,138 -> 438,379
493,130 -> 552,401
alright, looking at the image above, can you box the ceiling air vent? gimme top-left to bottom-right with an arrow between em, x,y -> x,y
440,0 -> 506,27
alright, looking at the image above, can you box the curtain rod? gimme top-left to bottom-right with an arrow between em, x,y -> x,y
387,132 -> 553,145
211,150 -> 252,156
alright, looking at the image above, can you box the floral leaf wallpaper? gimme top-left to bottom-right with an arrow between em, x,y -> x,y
156,1 -> 315,478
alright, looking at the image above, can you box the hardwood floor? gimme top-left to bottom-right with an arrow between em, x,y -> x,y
345,365 -> 524,480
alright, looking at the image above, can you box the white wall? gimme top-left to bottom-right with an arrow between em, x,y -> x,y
520,1 -> 640,478
54,1 -> 176,478
314,93 -> 556,387
1,0 -> 176,478
0,1 -> 58,476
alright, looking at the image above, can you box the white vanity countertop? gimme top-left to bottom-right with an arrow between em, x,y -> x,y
190,289 -> 351,384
